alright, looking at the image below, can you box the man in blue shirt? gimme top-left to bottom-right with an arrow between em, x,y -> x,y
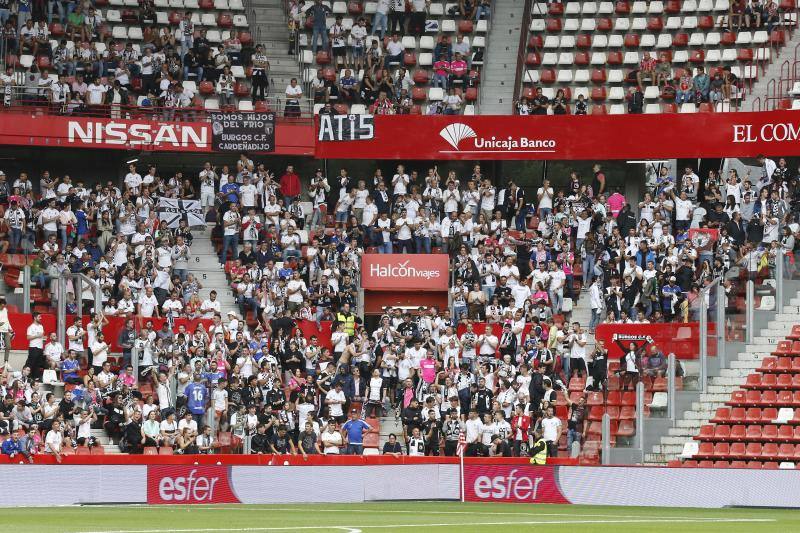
61,350 -> 81,384
184,373 -> 209,426
221,181 -> 240,205
342,409 -> 371,455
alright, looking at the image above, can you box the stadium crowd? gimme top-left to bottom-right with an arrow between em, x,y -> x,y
0,152 -> 796,460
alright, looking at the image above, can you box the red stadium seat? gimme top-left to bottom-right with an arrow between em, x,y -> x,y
528,35 -> 543,49
546,19 -> 562,32
730,425 -> 747,440
576,34 -> 592,48
647,16 -> 663,31
711,407 -> 731,423
672,33 -> 688,47
773,340 -> 792,355
696,424 -> 715,440
615,1 -> 630,14
788,325 -> 800,340
597,18 -> 613,31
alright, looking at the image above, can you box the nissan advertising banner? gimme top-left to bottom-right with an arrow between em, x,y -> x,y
315,111 -> 800,160
360,254 -> 450,291
0,112 -> 315,155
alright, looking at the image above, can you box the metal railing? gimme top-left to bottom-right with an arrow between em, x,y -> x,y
511,0 -> 534,111
0,88 -> 317,120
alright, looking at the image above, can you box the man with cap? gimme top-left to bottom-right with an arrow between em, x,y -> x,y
342,408 -> 371,455
528,427 -> 548,464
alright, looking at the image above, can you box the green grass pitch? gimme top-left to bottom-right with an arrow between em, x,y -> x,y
3,501 -> 797,532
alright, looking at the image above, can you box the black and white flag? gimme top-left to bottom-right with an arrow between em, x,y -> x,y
157,198 -> 205,228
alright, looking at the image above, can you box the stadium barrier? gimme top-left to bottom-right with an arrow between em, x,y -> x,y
1,458 -> 799,508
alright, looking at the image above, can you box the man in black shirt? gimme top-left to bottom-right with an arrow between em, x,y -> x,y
489,434 -> 513,457
422,409 -> 441,456
474,378 -> 493,417
396,314 -> 419,343
531,87 -> 549,115
251,423 -> 271,454
123,410 -> 144,454
494,277 -> 512,308
401,398 -> 423,440
270,425 -> 295,454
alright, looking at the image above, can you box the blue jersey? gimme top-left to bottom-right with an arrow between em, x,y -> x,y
185,382 -> 208,415
61,359 -> 79,379
342,419 -> 370,445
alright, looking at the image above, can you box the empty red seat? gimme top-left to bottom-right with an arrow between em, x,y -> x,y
403,52 -> 417,66
348,1 -> 363,14
729,442 -> 746,458
745,374 -> 762,389
413,70 -> 429,84
647,16 -> 663,31
746,407 -> 763,423
540,69 -> 556,83
729,460 -> 748,468
773,340 -> 792,355
624,34 -> 640,48
591,68 -> 607,83
761,407 -> 779,423
316,51 -> 331,64
458,20 -> 474,33
570,377 -> 587,392
697,424 -> 715,440
792,374 -> 800,389
653,378 -> 667,392
698,15 -> 714,29
528,35 -> 543,49
591,87 -> 607,102
665,0 -> 681,12
683,460 -> 699,467
762,424 -> 779,440
777,374 -> 793,389
619,406 -> 636,420
607,51 -> 623,65
746,390 -> 762,406
607,391 -> 621,405
729,390 -> 746,405
464,87 -> 478,102
615,1 -> 630,13
672,33 -> 688,47
713,461 -> 730,468
714,442 -> 732,458
771,30 -> 786,45
546,18 -> 562,32
777,424 -> 794,442
525,52 -> 541,66
778,443 -> 796,459
597,18 -> 613,31
199,0 -> 214,8
698,460 -> 715,468
763,374 -> 779,389
588,405 -> 606,421
548,2 -> 564,14
576,34 -> 592,48
730,425 -> 747,440
587,392 -> 604,406
711,407 -> 731,423
217,13 -> 233,27
788,325 -> 800,340
238,31 -> 253,45
690,50 -> 706,63
575,51 -> 590,65
760,357 -> 778,371
758,390 -> 776,406
791,357 -> 800,372
778,390 -> 795,406
411,87 -> 426,101
143,447 -> 158,455
37,55 -> 51,69
713,425 -> 731,441
745,442 -> 763,459
737,49 -> 754,62
790,342 -> 800,356
605,405 -> 620,419
745,425 -> 763,441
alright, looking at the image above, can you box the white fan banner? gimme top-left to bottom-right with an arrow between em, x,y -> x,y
157,198 -> 205,228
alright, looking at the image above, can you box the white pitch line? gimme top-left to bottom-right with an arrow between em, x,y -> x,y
75,517 -> 776,533
134,507 -> 757,521
70,505 -> 774,522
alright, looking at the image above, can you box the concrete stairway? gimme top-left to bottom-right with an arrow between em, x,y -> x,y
378,411 -> 405,450
644,292 -> 800,464
739,29 -> 800,111
570,286 -> 595,352
250,0 -> 303,93
479,0 -> 525,114
190,226 -> 239,318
